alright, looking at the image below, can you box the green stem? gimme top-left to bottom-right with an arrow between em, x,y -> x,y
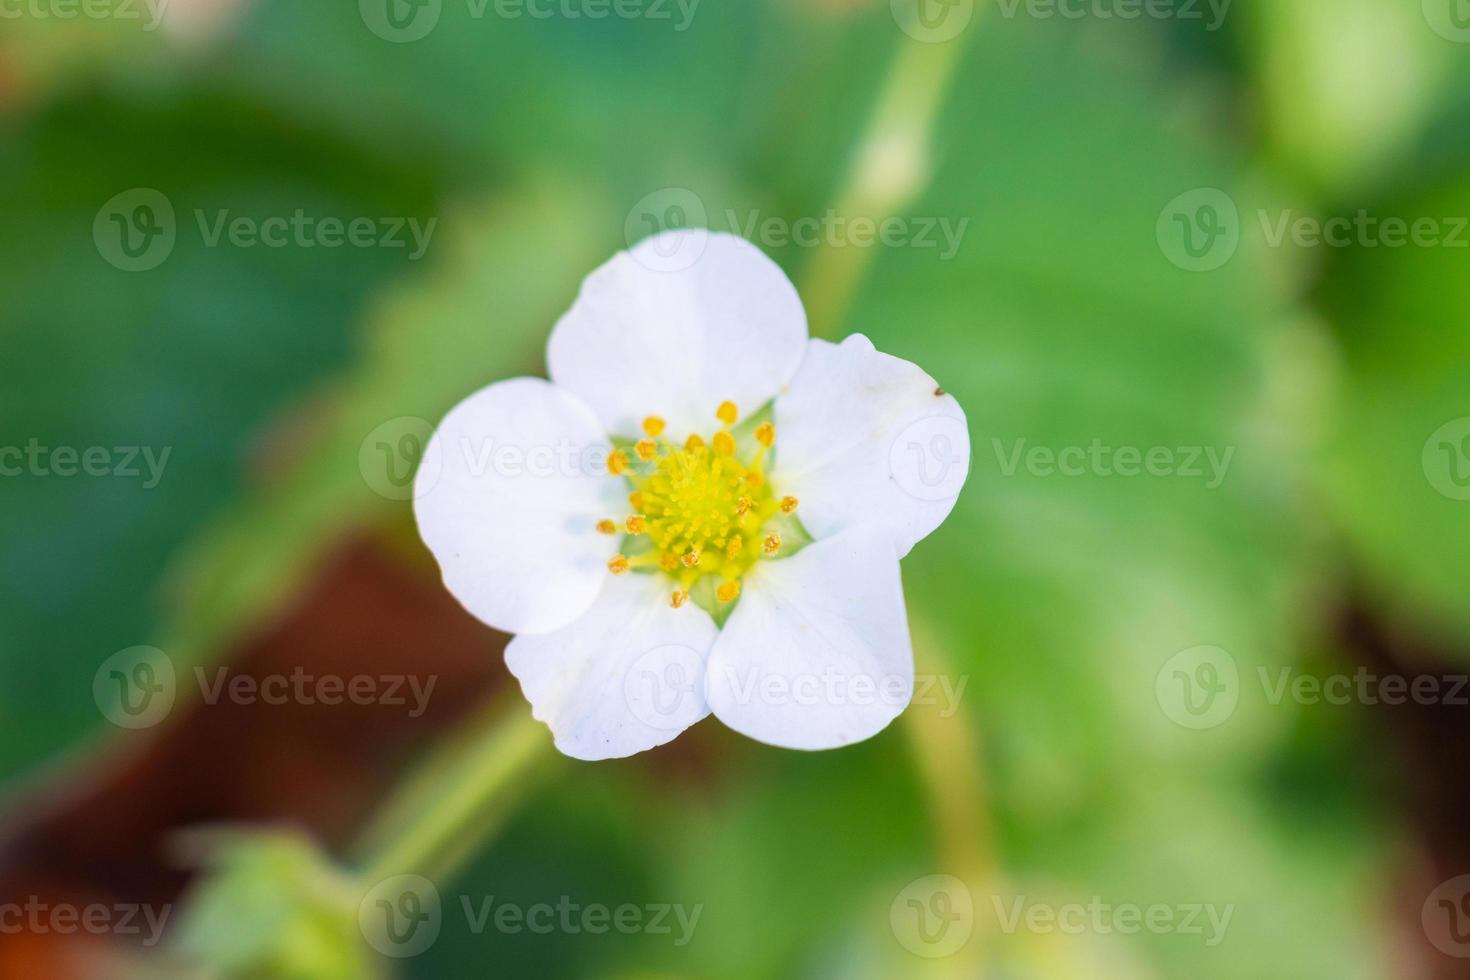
355,700 -> 553,885
801,27 -> 972,338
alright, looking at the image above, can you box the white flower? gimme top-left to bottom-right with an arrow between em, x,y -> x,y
414,230 -> 970,760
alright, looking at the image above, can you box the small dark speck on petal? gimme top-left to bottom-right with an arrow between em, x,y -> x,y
934,387 -> 945,397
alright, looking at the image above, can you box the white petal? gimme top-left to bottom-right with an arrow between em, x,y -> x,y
771,334 -> 969,558
704,525 -> 914,751
413,378 -> 620,636
505,572 -> 718,761
547,231 -> 808,439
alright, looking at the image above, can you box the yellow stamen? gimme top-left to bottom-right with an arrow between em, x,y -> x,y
625,515 -> 646,534
736,496 -> 754,515
712,431 -> 736,457
643,416 -> 666,437
606,449 -> 630,476
716,580 -> 741,602
726,537 -> 743,559
745,472 -> 764,488
607,554 -> 630,575
685,434 -> 705,451
670,590 -> 688,609
681,550 -> 701,568
629,491 -> 645,511
762,533 -> 782,556
660,553 -> 679,571
634,439 -> 658,461
716,401 -> 738,426
780,495 -> 798,513
596,519 -> 617,535
755,422 -> 775,447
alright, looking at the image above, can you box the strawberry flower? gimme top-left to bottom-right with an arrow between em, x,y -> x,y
414,231 -> 969,759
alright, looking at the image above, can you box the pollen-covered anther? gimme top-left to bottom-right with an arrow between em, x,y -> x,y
607,554 -> 630,575
745,472 -> 764,488
681,550 -> 701,568
716,401 -> 738,426
762,533 -> 782,556
736,496 -> 754,515
712,431 -> 736,457
726,537 -> 743,559
780,495 -> 799,514
596,519 -> 617,535
660,553 -> 680,572
634,439 -> 658,461
716,580 -> 741,602
606,449 -> 630,475
625,515 -> 647,534
670,590 -> 689,609
685,434 -> 706,451
642,416 -> 666,437
629,491 -> 645,511
755,422 -> 775,447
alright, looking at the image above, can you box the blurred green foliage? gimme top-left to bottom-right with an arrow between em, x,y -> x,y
3,0 -> 1469,977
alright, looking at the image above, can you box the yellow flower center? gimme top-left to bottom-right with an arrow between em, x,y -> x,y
601,403 -> 799,609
